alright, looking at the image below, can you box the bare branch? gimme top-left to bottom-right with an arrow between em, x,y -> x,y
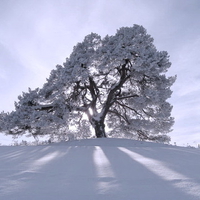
116,94 -> 139,100
115,100 -> 145,119
108,109 -> 130,124
101,62 -> 131,119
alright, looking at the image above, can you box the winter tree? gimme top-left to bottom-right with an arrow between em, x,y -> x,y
0,25 -> 176,142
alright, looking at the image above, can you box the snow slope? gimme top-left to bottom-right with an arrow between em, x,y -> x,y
0,138 -> 200,200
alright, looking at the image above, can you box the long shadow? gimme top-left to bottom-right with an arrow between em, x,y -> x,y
119,147 -> 200,198
0,144 -> 66,193
101,146 -> 197,200
122,145 -> 200,181
0,145 -> 56,179
0,145 -> 68,199
0,145 -> 54,164
0,145 -> 100,200
1,143 -> 200,200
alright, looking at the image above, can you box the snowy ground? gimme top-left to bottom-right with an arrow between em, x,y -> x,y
0,138 -> 200,200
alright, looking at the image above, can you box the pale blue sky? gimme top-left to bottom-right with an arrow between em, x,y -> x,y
0,0 -> 200,146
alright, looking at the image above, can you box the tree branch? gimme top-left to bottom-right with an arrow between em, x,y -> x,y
108,109 -> 130,124
101,62 -> 131,119
116,94 -> 139,100
115,100 -> 145,119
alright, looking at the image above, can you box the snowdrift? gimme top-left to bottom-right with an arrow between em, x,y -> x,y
1,138 -> 200,200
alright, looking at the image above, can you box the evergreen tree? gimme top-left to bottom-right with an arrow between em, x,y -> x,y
0,25 -> 176,142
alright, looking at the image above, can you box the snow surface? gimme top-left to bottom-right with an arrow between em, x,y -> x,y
1,138 -> 200,200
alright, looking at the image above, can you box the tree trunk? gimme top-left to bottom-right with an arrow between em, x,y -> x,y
93,120 -> 106,138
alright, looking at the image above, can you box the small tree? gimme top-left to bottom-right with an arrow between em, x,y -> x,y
0,25 -> 176,142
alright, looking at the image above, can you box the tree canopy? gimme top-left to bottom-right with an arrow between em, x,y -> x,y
0,25 -> 176,143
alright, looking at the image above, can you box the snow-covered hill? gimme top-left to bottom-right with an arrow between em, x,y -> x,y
1,138 -> 200,200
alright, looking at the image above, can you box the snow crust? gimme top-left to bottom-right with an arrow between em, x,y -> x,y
1,138 -> 200,200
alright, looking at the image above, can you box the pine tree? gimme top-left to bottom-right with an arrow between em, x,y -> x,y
0,25 -> 176,142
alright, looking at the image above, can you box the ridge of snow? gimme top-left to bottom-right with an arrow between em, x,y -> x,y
52,138 -> 169,147
1,138 -> 200,200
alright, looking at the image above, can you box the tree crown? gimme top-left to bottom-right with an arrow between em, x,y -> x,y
0,25 -> 176,143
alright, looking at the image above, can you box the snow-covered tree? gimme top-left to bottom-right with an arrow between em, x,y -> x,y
0,25 -> 176,142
